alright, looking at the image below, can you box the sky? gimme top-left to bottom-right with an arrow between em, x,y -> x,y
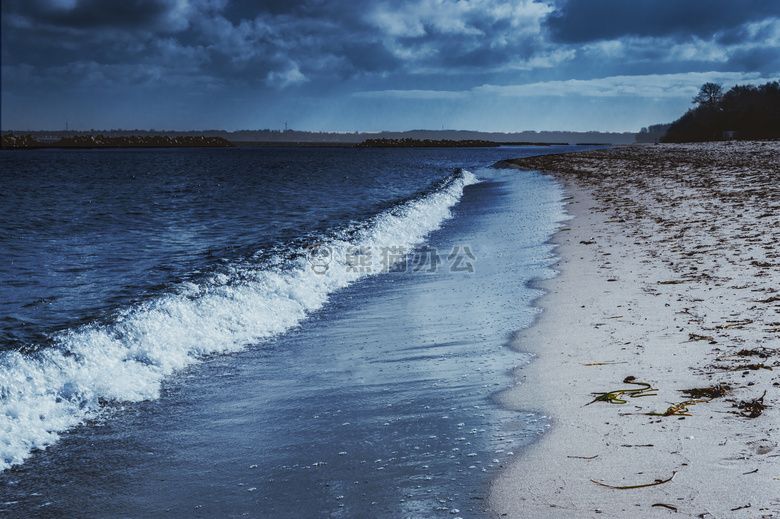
2,0 -> 780,133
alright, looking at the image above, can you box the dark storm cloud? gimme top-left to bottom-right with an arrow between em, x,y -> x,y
716,17 -> 780,46
222,0 -> 336,20
5,0 -> 187,32
2,0 -> 343,91
3,0 -> 778,91
338,42 -> 401,74
545,0 -> 780,43
3,0 -> 396,87
2,0 -> 555,92
727,47 -> 780,74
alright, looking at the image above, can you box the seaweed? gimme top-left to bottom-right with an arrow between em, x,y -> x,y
587,379 -> 657,405
736,391 -> 767,418
647,400 -> 700,417
679,385 -> 730,399
688,332 -> 715,342
754,296 -> 780,303
735,349 -> 772,359
644,385 -> 730,417
591,472 -> 676,489
731,363 -> 773,371
717,319 -> 753,329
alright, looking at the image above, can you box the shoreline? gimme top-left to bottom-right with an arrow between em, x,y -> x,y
490,142 -> 780,517
2,134 -> 600,150
0,133 -> 235,149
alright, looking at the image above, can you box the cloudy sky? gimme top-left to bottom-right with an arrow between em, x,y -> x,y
2,0 -> 779,132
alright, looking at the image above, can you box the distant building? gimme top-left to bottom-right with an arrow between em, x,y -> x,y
722,130 -> 738,140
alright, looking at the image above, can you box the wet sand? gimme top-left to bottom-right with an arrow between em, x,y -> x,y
491,142 -> 780,518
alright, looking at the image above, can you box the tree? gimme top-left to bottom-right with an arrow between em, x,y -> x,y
662,81 -> 780,142
692,82 -> 724,108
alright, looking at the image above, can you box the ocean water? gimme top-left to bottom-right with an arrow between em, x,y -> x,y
0,145 -> 582,517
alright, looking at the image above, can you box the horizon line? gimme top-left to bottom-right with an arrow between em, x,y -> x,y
1,128 -> 640,134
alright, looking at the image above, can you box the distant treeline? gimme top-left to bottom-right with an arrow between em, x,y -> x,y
635,123 -> 672,143
662,81 -> 780,142
1,134 -> 234,149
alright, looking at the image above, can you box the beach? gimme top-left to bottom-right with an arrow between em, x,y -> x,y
490,142 -> 780,518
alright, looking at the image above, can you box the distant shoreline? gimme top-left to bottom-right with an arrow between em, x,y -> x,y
2,128 -> 639,149
1,134 -> 234,150
2,133 -> 611,150
232,140 -> 570,147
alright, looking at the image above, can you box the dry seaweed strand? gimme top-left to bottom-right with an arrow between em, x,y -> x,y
590,471 -> 676,489
731,363 -> 773,371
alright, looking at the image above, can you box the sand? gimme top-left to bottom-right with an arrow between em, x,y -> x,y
489,142 -> 780,518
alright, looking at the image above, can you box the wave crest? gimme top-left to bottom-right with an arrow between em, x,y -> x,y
0,169 -> 478,471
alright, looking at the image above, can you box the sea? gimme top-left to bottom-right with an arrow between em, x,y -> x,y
0,145 -> 589,518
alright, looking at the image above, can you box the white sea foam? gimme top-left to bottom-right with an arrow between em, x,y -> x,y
0,170 -> 478,471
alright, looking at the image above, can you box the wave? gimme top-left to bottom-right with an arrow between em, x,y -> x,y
0,169 -> 479,471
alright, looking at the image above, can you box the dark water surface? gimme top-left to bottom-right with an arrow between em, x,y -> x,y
0,146 -> 585,517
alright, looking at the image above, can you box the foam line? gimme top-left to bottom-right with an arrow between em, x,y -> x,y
0,169 -> 478,471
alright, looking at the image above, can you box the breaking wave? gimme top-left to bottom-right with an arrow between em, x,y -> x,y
0,169 -> 479,471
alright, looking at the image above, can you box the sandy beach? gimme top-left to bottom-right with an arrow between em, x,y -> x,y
490,142 -> 780,518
